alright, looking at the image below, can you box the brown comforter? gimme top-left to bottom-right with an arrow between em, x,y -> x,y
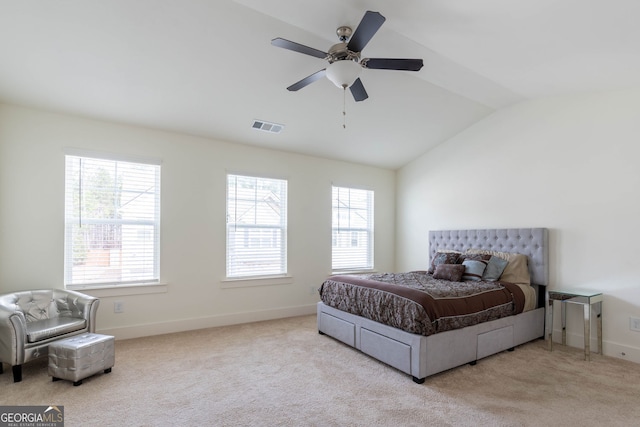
319,271 -> 525,336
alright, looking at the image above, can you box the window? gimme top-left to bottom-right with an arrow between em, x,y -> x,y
64,154 -> 160,287
332,186 -> 374,271
226,174 -> 287,278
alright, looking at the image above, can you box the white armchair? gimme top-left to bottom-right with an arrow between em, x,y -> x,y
0,289 -> 99,382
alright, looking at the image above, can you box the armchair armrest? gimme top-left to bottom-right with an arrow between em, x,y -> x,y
0,304 -> 27,365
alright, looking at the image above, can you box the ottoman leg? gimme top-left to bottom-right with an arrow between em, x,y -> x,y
73,380 -> 83,386
104,368 -> 112,374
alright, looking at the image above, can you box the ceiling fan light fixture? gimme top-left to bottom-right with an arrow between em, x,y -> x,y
326,60 -> 361,89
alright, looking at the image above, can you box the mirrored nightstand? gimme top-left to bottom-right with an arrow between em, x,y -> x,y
547,289 -> 603,361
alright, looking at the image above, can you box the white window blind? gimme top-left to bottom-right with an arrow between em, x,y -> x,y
332,186 -> 374,271
64,155 -> 161,287
226,174 -> 287,278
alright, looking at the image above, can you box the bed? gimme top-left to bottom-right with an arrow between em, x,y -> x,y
317,228 -> 548,383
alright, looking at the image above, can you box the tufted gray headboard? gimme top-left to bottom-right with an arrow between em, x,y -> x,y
429,228 -> 549,287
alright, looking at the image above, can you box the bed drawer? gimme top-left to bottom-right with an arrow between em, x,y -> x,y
360,328 -> 411,374
477,325 -> 514,359
319,312 -> 356,347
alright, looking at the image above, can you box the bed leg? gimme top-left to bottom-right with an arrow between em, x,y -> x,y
318,330 -> 325,335
469,360 -> 477,366
412,376 -> 425,384
508,347 -> 515,352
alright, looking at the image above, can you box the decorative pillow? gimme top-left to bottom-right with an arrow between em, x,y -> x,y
461,259 -> 487,281
482,256 -> 509,282
458,253 -> 490,264
499,253 -> 530,284
433,264 -> 465,282
465,249 -> 530,285
428,251 -> 461,274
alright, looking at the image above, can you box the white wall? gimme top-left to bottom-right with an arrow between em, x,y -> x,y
397,88 -> 640,363
0,104 -> 396,339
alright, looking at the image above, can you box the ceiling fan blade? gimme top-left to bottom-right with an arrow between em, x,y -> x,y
287,69 -> 326,91
349,78 -> 368,102
271,38 -> 327,59
347,11 -> 386,53
363,58 -> 424,71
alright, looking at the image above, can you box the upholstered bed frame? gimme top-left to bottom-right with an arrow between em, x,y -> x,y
317,228 -> 549,383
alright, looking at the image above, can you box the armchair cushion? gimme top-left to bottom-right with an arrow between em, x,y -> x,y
26,318 -> 87,343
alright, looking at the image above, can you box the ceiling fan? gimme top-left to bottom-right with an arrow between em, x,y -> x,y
271,10 -> 424,102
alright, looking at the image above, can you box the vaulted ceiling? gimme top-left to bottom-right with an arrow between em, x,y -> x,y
1,0 -> 639,169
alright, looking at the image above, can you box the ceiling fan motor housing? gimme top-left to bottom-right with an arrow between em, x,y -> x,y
328,42 -> 360,63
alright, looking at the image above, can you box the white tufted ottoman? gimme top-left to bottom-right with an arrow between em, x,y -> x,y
48,333 -> 115,386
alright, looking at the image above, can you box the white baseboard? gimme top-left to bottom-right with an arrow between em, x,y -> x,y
601,341 -> 640,364
96,304 -> 317,340
550,328 -> 640,364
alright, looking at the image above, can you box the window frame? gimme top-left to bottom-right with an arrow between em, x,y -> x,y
331,185 -> 374,273
225,173 -> 288,279
63,150 -> 161,289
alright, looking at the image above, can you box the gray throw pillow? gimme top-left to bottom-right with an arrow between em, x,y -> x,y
483,256 -> 509,281
462,259 -> 487,281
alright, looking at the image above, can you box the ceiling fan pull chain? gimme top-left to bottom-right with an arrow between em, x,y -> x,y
343,86 -> 347,129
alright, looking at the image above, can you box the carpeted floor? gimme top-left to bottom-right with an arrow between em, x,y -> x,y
1,314 -> 639,426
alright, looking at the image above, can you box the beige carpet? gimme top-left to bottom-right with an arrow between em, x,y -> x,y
1,314 -> 639,426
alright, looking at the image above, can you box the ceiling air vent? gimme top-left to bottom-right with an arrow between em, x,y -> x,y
252,120 -> 284,134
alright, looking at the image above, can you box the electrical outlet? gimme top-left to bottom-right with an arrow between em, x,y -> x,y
114,301 -> 124,313
630,317 -> 640,332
